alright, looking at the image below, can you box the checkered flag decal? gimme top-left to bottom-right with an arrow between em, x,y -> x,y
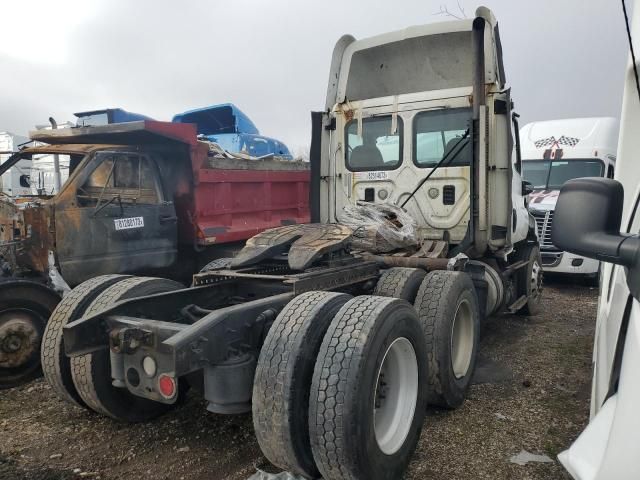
557,135 -> 580,147
534,136 -> 556,148
534,135 -> 580,148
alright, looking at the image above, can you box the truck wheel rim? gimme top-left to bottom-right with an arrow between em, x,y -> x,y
0,310 -> 41,369
373,337 -> 419,455
530,260 -> 542,299
450,299 -> 474,379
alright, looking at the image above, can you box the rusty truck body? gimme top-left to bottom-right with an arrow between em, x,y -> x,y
0,120 -> 309,388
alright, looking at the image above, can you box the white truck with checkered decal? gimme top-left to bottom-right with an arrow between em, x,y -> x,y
521,117 -> 618,281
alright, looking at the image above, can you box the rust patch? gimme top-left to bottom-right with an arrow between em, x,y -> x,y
15,204 -> 54,274
0,199 -> 20,244
343,109 -> 355,122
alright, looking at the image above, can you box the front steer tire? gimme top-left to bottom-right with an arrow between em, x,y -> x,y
414,271 -> 480,409
253,291 -> 352,478
41,275 -> 130,405
515,244 -> 543,316
309,296 -> 428,480
71,277 -> 184,422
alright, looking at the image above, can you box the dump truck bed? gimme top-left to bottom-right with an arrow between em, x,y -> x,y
28,120 -> 310,246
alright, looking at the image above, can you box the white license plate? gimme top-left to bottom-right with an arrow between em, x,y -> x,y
355,171 -> 389,181
114,217 -> 144,231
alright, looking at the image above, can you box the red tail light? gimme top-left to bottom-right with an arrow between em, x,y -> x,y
158,374 -> 177,399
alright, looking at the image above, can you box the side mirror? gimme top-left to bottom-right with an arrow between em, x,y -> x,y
522,180 -> 534,196
19,175 -> 31,188
552,178 -> 640,268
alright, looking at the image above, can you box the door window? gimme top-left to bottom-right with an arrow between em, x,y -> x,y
413,108 -> 471,167
345,116 -> 403,171
78,153 -> 161,207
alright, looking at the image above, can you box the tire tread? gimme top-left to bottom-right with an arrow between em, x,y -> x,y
41,274 -> 129,407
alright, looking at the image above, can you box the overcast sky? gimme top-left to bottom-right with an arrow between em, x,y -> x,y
0,0 -> 630,154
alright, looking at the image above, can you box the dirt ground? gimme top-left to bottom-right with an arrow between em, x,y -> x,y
0,280 -> 597,480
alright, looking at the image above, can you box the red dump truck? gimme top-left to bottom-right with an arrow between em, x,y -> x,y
0,120 -> 309,388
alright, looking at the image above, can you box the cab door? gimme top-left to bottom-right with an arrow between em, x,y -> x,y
55,151 -> 178,285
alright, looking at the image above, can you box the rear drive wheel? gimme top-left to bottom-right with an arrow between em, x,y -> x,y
309,296 -> 428,480
0,282 -> 61,389
516,244 -> 543,316
414,271 -> 480,409
42,275 -> 130,406
373,267 -> 426,302
71,277 -> 184,422
253,291 -> 352,478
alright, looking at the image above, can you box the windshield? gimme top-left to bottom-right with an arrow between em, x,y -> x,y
522,159 -> 604,190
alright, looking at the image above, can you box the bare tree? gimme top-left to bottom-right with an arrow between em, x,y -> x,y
433,1 -> 466,20
294,145 -> 310,162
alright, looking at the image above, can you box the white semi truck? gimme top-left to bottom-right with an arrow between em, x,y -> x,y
0,132 -> 31,197
553,1 -> 640,478
521,117 -> 618,282
48,8 -> 542,480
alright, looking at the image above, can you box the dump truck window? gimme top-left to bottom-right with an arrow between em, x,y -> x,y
79,153 -> 161,206
345,116 -> 403,171
413,108 -> 471,168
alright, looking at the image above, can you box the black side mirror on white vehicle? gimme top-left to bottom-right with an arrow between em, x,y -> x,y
522,180 -> 534,196
552,178 -> 640,274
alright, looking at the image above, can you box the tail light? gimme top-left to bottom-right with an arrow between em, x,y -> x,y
158,374 -> 177,399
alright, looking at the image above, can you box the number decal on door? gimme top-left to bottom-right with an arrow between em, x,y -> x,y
114,217 -> 144,230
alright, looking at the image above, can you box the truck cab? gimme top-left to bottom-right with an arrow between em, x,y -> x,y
173,104 -> 293,159
315,8 -> 532,260
521,117 -> 618,280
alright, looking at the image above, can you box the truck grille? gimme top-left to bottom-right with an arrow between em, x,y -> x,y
530,210 -> 557,250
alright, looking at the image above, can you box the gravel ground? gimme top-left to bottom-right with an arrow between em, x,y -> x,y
0,280 -> 596,480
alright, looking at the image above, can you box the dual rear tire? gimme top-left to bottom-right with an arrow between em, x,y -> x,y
375,268 -> 480,408
253,268 -> 480,479
42,276 -> 184,422
253,292 -> 429,480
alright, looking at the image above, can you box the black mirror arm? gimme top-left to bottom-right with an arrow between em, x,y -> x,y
619,235 -> 640,266
567,232 -> 640,268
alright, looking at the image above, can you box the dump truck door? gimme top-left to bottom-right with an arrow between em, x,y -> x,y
54,151 -> 178,285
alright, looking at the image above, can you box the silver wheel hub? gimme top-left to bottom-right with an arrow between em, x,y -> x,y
373,337 -> 419,455
531,260 -> 542,298
0,313 -> 39,368
450,299 -> 474,379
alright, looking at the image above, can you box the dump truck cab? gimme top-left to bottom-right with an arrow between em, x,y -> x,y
1,123 -> 195,287
17,143 -> 181,285
314,7 -> 531,258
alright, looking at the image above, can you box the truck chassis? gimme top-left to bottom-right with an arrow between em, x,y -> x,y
64,255 -> 383,411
